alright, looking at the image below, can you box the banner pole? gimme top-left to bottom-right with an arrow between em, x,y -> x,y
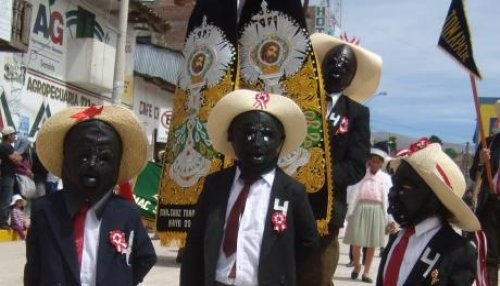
470,74 -> 494,193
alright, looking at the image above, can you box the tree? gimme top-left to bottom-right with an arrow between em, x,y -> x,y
444,147 -> 458,159
429,135 -> 443,145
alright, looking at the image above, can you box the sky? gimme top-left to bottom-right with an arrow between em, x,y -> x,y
311,0 -> 500,144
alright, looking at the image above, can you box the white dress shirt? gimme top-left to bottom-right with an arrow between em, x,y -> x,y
384,216 -> 443,286
80,206 -> 102,286
215,167 -> 275,286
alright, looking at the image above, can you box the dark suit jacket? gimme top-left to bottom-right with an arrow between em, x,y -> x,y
376,224 -> 477,286
327,95 -> 371,228
24,192 -> 157,286
180,167 -> 318,286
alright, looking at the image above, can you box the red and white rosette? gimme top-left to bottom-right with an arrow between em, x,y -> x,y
337,117 -> 349,134
109,230 -> 128,253
271,211 -> 287,233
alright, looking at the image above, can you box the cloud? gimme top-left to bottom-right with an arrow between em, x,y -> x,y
312,0 -> 500,143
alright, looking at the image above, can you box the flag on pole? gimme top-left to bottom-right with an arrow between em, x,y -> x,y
438,0 -> 482,79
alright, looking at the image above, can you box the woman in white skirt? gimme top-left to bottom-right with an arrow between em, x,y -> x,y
343,143 -> 397,283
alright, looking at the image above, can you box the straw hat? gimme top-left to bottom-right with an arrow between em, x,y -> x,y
36,105 -> 148,183
310,33 -> 382,103
207,89 -> 307,159
386,142 -> 481,231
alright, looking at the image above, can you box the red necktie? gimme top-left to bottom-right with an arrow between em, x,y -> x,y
222,177 -> 258,257
384,227 -> 415,286
73,202 -> 90,267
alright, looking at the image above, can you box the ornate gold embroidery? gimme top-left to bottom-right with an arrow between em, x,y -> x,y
293,147 -> 325,193
160,159 -> 223,205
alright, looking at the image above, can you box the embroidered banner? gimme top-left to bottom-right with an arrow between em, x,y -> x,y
157,0 -> 333,247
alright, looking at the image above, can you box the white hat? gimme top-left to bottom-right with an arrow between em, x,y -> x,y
386,141 -> 481,231
1,126 -> 17,136
11,194 -> 24,206
36,105 -> 148,183
310,33 -> 382,103
207,89 -> 307,159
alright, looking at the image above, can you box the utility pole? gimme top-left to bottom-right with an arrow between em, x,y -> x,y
112,0 -> 130,104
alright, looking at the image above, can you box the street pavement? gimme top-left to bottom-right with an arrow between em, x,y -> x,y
5,232 -> 500,285
0,233 -> 382,285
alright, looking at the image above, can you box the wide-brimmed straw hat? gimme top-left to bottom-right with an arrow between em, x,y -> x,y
310,33 -> 382,103
36,105 -> 148,183
386,141 -> 480,232
207,89 -> 307,159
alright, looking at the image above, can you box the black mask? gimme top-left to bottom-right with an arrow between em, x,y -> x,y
388,162 -> 444,227
322,44 -> 357,94
62,120 -> 122,201
228,111 -> 285,177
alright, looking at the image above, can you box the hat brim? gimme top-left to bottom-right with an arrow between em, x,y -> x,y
36,105 -> 148,183
370,148 -> 388,160
388,157 -> 481,232
310,33 -> 382,103
207,89 -> 307,159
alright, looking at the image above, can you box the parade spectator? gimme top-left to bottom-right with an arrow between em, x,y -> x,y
469,99 -> 500,286
0,126 -> 22,229
377,139 -> 481,286
31,142 -> 48,196
45,172 -> 60,194
298,33 -> 382,286
10,194 -> 28,240
25,105 -> 156,285
180,90 -> 318,286
343,142 -> 396,283
14,137 -> 36,195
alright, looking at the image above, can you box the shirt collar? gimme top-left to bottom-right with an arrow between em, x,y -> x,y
413,216 -> 442,237
235,167 -> 275,187
63,188 -> 113,219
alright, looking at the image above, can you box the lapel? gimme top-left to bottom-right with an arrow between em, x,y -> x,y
403,225 -> 458,286
327,95 -> 348,136
259,169 -> 289,263
376,233 -> 397,286
43,193 -> 81,283
205,167 -> 237,277
96,197 -> 124,285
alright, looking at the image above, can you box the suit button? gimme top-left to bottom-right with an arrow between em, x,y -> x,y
279,275 -> 285,284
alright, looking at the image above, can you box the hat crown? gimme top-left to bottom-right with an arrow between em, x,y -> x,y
1,126 -> 16,136
207,89 -> 307,159
407,143 -> 465,197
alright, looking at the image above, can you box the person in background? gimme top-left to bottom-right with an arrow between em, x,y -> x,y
377,139 -> 480,286
31,142 -> 48,197
10,194 -> 28,240
343,141 -> 396,283
0,126 -> 22,229
25,105 -> 157,285
469,99 -> 500,286
298,33 -> 382,286
14,137 -> 35,194
181,89 -> 318,286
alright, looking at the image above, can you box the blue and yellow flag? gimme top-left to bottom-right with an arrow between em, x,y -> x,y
438,0 -> 482,79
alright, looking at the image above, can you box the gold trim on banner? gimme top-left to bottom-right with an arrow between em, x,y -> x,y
158,231 -> 187,248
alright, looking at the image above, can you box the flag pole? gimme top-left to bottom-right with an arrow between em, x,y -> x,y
470,74 -> 494,192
